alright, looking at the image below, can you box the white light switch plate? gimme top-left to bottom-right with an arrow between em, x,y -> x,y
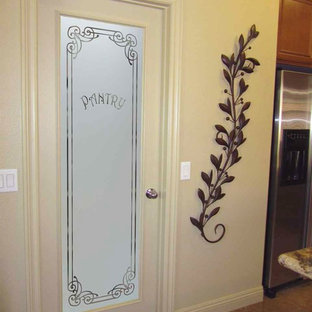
0,169 -> 18,192
180,161 -> 191,180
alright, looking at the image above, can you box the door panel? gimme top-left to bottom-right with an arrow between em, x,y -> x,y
60,16 -> 143,312
37,1 -> 163,311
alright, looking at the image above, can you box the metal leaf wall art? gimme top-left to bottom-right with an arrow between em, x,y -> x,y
190,25 -> 260,243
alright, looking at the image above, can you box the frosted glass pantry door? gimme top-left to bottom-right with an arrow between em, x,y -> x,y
60,16 -> 142,312
37,1 -> 164,312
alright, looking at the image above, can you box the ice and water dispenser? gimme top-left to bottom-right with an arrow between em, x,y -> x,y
281,129 -> 309,185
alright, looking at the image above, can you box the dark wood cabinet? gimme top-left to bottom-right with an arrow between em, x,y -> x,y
277,0 -> 312,67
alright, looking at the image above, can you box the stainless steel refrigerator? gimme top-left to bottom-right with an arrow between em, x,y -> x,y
263,69 -> 312,297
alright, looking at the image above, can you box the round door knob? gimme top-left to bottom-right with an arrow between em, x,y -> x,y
145,188 -> 158,199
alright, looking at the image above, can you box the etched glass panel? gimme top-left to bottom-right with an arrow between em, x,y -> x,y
60,16 -> 142,312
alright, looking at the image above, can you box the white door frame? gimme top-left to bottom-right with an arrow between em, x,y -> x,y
21,0 -> 182,311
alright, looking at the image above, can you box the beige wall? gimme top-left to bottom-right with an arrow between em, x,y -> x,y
0,0 -> 27,311
0,0 -> 279,311
175,0 -> 279,310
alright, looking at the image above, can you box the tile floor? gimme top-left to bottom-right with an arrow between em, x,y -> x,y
232,281 -> 312,312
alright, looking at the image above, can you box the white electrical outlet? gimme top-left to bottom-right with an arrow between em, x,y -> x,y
0,169 -> 18,192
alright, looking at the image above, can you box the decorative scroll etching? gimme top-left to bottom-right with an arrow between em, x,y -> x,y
66,25 -> 138,64
62,16 -> 141,310
68,277 -> 98,306
109,32 -> 138,65
68,268 -> 135,306
108,267 -> 135,299
67,26 -> 99,58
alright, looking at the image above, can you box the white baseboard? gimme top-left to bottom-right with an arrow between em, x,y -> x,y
175,286 -> 263,312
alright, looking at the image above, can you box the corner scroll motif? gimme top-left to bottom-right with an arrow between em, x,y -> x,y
67,26 -> 99,59
68,276 -> 99,306
108,267 -> 135,298
109,32 -> 138,65
68,268 -> 135,306
66,26 -> 138,65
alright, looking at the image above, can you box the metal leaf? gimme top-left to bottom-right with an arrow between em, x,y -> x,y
210,154 -> 220,170
222,176 -> 235,184
215,186 -> 221,199
230,53 -> 235,64
201,171 -> 212,187
239,78 -> 249,94
221,54 -> 231,68
238,52 -> 246,69
235,156 -> 242,164
215,124 -> 228,135
246,57 -> 260,66
190,217 -> 202,230
249,25 -> 259,38
239,34 -> 244,51
218,153 -> 223,166
236,131 -> 243,145
229,129 -> 235,141
231,150 -> 242,164
197,188 -> 205,204
219,103 -> 231,115
239,78 -> 246,94
238,138 -> 247,146
227,98 -> 231,108
216,137 -> 228,147
199,212 -> 205,224
218,193 -> 225,200
223,69 -> 231,85
242,67 -> 253,73
250,24 -> 256,36
209,207 -> 220,219
238,113 -> 246,128
241,101 -> 251,112
242,118 -> 250,127
231,149 -> 238,165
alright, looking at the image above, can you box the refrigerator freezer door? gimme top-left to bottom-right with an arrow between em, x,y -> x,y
264,70 -> 312,290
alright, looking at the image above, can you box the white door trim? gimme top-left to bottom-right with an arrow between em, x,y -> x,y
21,0 -> 182,312
21,1 -> 41,312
